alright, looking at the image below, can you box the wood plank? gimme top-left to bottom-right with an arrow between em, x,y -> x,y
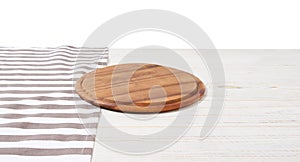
92,49 -> 300,162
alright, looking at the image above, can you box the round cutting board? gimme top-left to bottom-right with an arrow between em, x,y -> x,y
75,63 -> 205,113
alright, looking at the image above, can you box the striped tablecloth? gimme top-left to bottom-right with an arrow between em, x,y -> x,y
0,46 -> 108,162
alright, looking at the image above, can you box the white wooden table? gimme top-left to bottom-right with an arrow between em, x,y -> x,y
92,49 -> 300,162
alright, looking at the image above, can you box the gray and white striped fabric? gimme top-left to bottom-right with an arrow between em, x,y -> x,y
0,46 -> 108,162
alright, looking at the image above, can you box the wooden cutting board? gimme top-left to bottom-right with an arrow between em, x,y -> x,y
75,63 -> 205,113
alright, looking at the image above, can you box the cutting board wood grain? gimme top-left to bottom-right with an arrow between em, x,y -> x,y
75,63 -> 205,113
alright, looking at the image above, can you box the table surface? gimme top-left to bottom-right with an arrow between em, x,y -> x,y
92,49 -> 300,162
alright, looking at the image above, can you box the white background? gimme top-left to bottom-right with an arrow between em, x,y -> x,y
0,0 -> 299,49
